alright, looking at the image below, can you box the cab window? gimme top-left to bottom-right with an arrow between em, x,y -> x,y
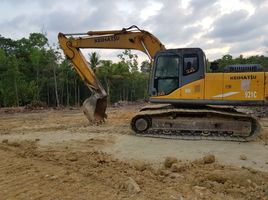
183,54 -> 198,75
154,56 -> 179,95
155,56 -> 179,77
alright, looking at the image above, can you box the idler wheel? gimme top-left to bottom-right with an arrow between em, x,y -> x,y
132,117 -> 151,133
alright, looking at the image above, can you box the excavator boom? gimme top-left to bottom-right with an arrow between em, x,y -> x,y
58,25 -> 165,122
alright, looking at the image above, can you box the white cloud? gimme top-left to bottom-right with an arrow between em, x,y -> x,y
218,0 -> 255,15
0,0 -> 268,61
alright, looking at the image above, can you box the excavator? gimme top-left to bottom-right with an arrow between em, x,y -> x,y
58,25 -> 268,141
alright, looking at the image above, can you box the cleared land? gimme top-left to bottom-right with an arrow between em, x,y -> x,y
0,105 -> 268,200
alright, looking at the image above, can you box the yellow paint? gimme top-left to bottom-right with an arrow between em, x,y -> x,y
222,72 -> 264,100
152,79 -> 204,100
58,28 -> 165,94
204,73 -> 224,99
151,72 -> 268,102
180,79 -> 204,99
152,87 -> 181,99
265,72 -> 268,99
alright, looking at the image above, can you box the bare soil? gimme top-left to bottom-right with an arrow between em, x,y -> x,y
0,105 -> 268,200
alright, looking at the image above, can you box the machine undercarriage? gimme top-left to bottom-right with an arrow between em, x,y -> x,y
131,105 -> 260,142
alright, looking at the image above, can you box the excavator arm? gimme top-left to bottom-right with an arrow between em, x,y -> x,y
58,25 -> 165,122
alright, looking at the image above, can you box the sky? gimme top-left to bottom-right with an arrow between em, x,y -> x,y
1,0 -> 268,63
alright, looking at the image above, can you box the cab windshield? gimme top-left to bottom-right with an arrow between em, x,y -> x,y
154,55 -> 179,95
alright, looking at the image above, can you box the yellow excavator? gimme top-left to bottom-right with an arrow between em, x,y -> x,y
58,25 -> 268,141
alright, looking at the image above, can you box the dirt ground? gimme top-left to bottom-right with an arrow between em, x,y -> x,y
0,105 -> 268,200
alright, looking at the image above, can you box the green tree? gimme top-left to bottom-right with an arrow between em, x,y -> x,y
29,47 -> 43,100
140,60 -> 151,73
5,32 -> 268,108
88,52 -> 100,72
29,33 -> 48,48
117,49 -> 138,72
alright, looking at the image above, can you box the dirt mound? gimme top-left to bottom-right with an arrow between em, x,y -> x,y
170,163 -> 187,173
0,141 -> 267,200
25,101 -> 47,110
202,154 -> 216,164
0,107 -> 25,114
0,106 -> 268,199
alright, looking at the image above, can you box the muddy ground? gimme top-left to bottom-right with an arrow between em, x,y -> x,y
0,105 -> 268,200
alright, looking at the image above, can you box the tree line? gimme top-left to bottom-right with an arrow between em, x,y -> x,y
210,54 -> 268,71
1,32 -> 268,107
0,33 -> 149,107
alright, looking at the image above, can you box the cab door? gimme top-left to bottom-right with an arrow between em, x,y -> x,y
151,53 -> 180,96
180,51 -> 205,99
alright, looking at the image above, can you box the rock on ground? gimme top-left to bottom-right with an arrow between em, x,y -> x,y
119,177 -> 141,194
170,163 -> 187,173
240,154 -> 247,160
164,157 -> 178,168
133,160 -> 147,171
202,154 -> 215,164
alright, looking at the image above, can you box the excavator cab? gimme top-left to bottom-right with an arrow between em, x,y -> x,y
150,48 -> 205,100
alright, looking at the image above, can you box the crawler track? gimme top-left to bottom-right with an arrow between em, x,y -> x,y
131,105 -> 261,142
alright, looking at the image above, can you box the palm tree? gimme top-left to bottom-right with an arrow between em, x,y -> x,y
88,52 -> 100,72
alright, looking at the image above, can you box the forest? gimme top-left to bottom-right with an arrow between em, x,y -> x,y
0,32 -> 268,107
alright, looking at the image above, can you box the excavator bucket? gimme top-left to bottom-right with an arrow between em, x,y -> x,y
82,95 -> 107,123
